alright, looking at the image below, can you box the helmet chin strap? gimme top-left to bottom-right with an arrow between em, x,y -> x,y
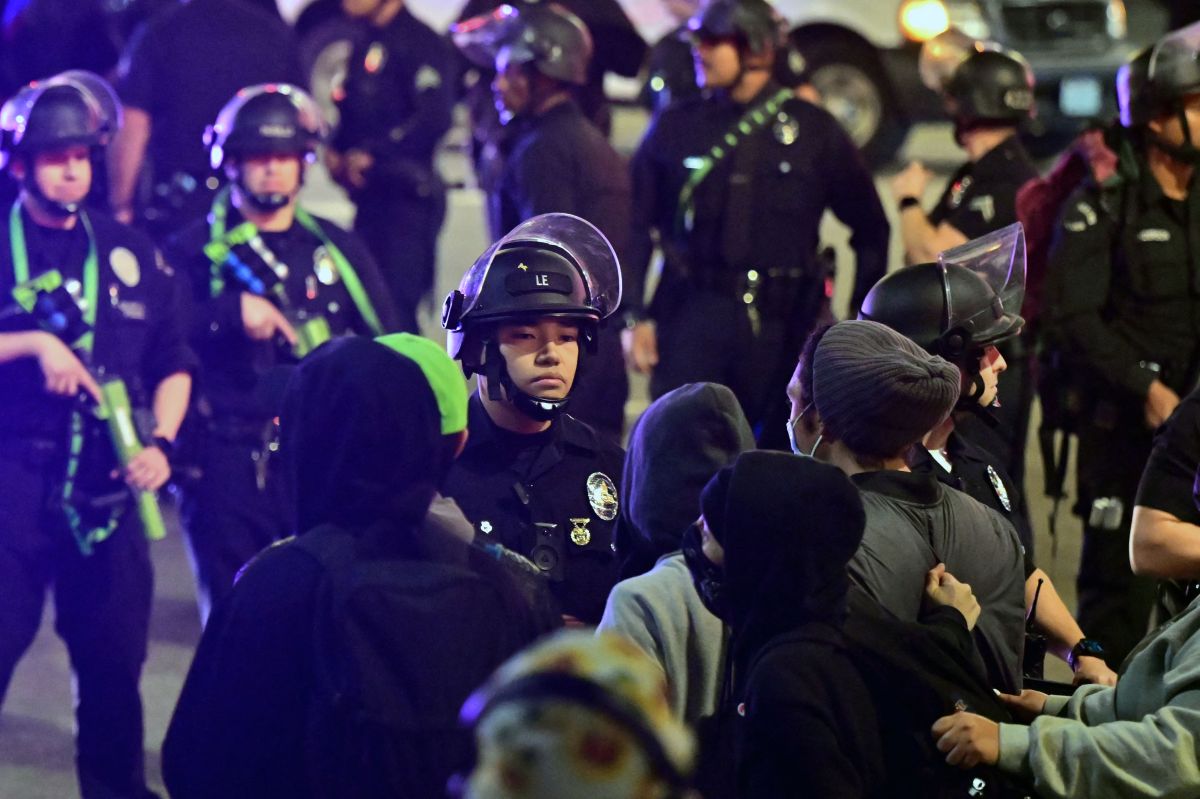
1149,105 -> 1200,165
234,176 -> 295,212
482,339 -> 572,422
957,370 -> 1001,427
23,173 -> 81,219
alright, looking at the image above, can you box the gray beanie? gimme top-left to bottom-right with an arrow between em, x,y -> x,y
813,320 -> 961,458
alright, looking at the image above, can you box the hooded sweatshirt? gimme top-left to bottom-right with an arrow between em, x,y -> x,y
163,338 -> 547,799
713,452 -> 886,799
597,383 -> 754,723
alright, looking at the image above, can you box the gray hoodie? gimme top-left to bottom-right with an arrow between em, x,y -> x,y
597,382 -> 754,723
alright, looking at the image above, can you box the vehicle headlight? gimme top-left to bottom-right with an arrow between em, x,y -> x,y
899,0 -> 951,42
1107,0 -> 1128,39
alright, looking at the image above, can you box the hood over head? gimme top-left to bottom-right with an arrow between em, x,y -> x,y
622,382 -> 755,566
280,337 -> 446,539
704,451 -> 865,683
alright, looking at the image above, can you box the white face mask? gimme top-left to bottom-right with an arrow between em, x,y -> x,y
786,402 -> 821,457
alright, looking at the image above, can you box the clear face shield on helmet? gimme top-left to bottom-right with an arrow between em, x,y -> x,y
206,83 -> 329,171
937,221 -> 1027,344
0,72 -> 118,170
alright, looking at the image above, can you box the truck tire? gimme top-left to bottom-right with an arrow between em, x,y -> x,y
298,11 -> 357,129
793,34 -> 909,169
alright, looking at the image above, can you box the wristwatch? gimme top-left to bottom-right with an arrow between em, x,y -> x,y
1068,638 -> 1106,671
898,195 -> 922,212
151,435 -> 175,458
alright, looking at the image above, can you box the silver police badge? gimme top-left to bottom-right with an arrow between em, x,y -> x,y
586,472 -> 618,521
986,465 -> 1012,512
313,246 -> 339,286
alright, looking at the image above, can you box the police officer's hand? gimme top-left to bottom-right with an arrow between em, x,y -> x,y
240,293 -> 298,346
924,563 -> 981,630
998,689 -> 1049,723
621,321 -> 658,374
890,161 -> 932,203
1072,656 -> 1118,688
931,711 -> 1000,768
1145,380 -> 1181,429
124,446 -> 171,492
34,333 -> 102,403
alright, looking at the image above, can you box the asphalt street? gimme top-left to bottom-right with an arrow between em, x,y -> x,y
0,119 -> 1085,798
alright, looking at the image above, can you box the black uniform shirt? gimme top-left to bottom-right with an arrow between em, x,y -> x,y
167,210 -> 398,422
333,8 -> 454,189
1046,152 -> 1200,398
929,135 -> 1038,238
117,0 -> 301,183
443,396 -> 625,623
495,99 -> 631,262
639,27 -> 700,116
628,83 -> 889,317
910,430 -> 1036,576
1136,386 -> 1200,523
0,208 -> 196,438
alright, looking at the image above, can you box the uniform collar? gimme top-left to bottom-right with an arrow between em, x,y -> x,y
969,135 -> 1033,182
464,394 -> 599,455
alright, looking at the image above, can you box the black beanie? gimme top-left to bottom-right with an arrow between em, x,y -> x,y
813,320 -> 960,458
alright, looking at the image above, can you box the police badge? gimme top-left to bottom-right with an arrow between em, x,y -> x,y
586,472 -> 618,521
313,246 -> 339,286
986,465 -> 1012,512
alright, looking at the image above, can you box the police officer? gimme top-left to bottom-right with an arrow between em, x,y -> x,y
624,0 -> 889,445
441,213 -> 624,625
164,83 -> 397,624
891,30 -> 1040,484
859,225 -> 1116,686
110,0 -> 301,240
641,0 -> 704,116
0,72 -> 195,799
1046,23 -> 1200,667
453,3 -> 629,438
327,0 -> 455,334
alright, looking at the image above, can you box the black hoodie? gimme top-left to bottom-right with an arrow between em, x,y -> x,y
164,338 -> 547,799
617,382 -> 756,577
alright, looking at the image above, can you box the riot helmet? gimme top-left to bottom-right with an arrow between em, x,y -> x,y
204,83 -> 328,211
921,29 -> 1034,132
442,213 -> 622,421
0,71 -> 121,217
453,3 -> 593,86
1129,23 -> 1200,162
687,0 -> 783,56
1117,47 -> 1153,128
859,223 -> 1025,407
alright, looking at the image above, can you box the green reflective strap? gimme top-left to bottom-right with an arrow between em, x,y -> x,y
10,201 -> 115,554
295,207 -> 384,336
675,87 -> 794,235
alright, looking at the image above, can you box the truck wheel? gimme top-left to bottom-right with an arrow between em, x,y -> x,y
298,14 -> 357,129
795,36 -> 909,169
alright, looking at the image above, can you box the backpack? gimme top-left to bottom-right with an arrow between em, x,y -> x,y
292,526 -> 539,799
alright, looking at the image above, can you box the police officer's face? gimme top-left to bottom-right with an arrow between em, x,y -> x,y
492,60 -> 532,117
973,345 -> 1006,407
496,319 -> 580,400
236,153 -> 302,199
692,36 -> 742,89
22,145 -> 91,207
1150,93 -> 1200,150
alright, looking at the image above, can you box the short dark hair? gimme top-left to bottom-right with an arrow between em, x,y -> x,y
796,323 -> 834,407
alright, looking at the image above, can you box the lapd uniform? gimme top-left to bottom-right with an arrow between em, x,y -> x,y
444,397 -> 624,624
333,7 -> 454,334
0,206 -> 195,798
492,98 -> 630,438
910,432 -> 1036,571
166,205 -> 397,620
629,83 -> 889,443
1045,150 -> 1200,667
928,135 -> 1040,485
